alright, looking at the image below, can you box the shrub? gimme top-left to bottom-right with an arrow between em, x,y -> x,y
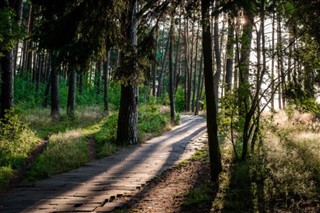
0,110 -> 38,169
0,166 -> 15,191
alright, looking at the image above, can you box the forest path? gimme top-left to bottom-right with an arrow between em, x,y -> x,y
0,115 -> 207,213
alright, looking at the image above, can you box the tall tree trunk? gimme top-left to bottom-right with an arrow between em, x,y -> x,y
277,15 -> 285,109
152,26 -> 158,96
271,9 -> 275,110
78,72 -> 83,94
213,1 -> 222,108
225,14 -> 234,92
184,19 -> 190,111
192,18 -> 200,112
238,11 -> 253,161
0,0 -> 23,118
116,0 -> 139,145
0,50 -> 14,119
95,60 -> 102,95
42,73 -> 51,108
187,19 -> 195,112
201,0 -> 222,181
174,13 -> 182,92
194,53 -> 203,115
13,0 -> 23,75
50,53 -> 60,118
67,65 -> 77,118
157,29 -> 169,97
168,11 -> 176,123
103,50 -> 111,114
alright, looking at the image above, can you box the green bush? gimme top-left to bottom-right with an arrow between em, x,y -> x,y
175,86 -> 185,112
0,110 -> 38,168
94,113 -> 118,157
138,104 -> 169,135
0,166 -> 15,191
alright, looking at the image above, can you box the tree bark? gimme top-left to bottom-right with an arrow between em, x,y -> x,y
50,53 -> 60,118
183,19 -> 190,111
225,14 -> 234,92
103,50 -> 110,114
194,53 -> 203,115
213,1 -> 222,108
157,29 -> 169,97
238,11 -> 253,161
201,0 -> 222,181
67,65 -> 77,118
42,73 -> 51,108
174,13 -> 182,93
271,9 -> 275,110
192,18 -> 200,112
95,60 -> 102,95
168,11 -> 176,123
116,0 -> 139,146
0,50 -> 14,119
152,26 -> 158,96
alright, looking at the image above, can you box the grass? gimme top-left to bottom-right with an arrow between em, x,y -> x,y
177,147 -> 208,169
26,130 -> 90,181
22,104 -> 173,182
22,105 -> 105,138
182,185 -> 213,206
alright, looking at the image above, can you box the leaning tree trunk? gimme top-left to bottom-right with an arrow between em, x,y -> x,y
116,0 -> 139,146
201,0 -> 222,181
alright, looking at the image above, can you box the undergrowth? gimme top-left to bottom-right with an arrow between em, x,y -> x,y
211,110 -> 320,212
24,103 -> 173,182
0,110 -> 39,190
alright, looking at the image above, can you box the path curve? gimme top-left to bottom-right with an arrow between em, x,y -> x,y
0,115 -> 207,213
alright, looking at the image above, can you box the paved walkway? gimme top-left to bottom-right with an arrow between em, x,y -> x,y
0,115 -> 207,213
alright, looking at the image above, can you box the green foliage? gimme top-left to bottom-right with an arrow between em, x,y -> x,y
138,104 -> 169,136
14,76 -> 45,109
175,86 -> 185,112
94,113 -> 118,157
0,8 -> 24,55
0,110 -> 38,191
287,98 -> 320,116
190,148 -> 208,161
157,93 -> 170,106
0,166 -> 15,191
0,110 -> 38,169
